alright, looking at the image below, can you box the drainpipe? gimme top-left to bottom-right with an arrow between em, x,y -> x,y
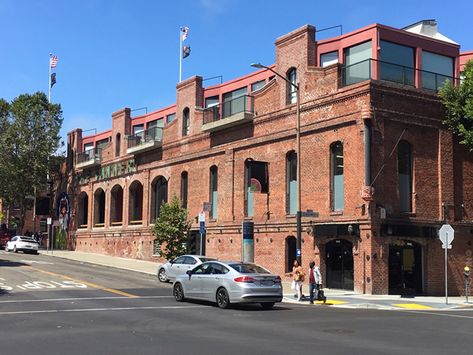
364,121 -> 372,186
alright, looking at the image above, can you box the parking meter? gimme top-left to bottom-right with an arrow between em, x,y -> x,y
464,266 -> 470,303
465,266 -> 470,279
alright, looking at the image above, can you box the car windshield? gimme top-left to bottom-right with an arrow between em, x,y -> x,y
198,257 -> 216,262
229,263 -> 270,274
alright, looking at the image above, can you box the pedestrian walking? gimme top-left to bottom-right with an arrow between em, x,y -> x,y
286,260 -> 305,301
308,260 -> 323,304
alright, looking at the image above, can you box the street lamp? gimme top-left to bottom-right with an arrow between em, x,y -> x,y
251,63 -> 302,264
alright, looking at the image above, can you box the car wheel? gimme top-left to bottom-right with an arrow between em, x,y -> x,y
173,283 -> 185,302
261,302 -> 275,310
158,268 -> 168,283
216,288 -> 230,309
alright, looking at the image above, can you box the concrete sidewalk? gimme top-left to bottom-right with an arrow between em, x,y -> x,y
39,250 -> 473,311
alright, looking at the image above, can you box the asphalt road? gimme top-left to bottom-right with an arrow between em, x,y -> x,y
1,250 -> 473,355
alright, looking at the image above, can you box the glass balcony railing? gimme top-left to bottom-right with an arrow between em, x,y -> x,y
127,127 -> 163,149
203,95 -> 255,125
339,58 -> 457,91
77,148 -> 101,165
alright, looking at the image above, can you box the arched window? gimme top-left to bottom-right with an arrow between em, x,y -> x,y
181,172 -> 188,209
94,188 -> 105,227
287,67 -> 297,104
330,142 -> 344,211
150,176 -> 168,222
129,181 -> 143,225
182,107 -> 190,136
209,165 -> 218,219
115,133 -> 121,157
286,151 -> 297,215
398,140 -> 413,212
110,184 -> 123,226
78,192 -> 88,228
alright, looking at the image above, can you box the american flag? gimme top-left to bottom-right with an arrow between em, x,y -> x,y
181,26 -> 189,41
50,55 -> 58,68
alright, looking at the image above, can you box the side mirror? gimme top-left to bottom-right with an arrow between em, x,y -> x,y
186,270 -> 192,276
170,259 -> 175,264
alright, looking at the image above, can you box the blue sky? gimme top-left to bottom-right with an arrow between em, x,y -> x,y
2,0 -> 472,147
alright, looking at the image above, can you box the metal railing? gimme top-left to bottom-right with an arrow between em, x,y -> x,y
203,95 -> 255,125
127,126 -> 163,149
77,148 -> 101,164
339,58 -> 457,91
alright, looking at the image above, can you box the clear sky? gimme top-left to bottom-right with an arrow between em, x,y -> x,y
2,0 -> 472,148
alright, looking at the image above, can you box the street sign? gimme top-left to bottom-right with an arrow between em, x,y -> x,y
198,212 -> 205,223
296,249 -> 301,257
202,202 -> 212,212
199,221 -> 206,235
301,210 -> 319,218
441,244 -> 452,249
47,217 -> 52,225
439,224 -> 455,246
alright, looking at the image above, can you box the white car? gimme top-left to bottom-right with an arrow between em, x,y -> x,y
157,255 -> 217,283
5,236 -> 39,254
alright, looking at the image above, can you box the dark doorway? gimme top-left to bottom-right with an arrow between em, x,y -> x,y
325,239 -> 354,290
389,240 -> 423,295
285,236 -> 297,273
188,230 -> 205,256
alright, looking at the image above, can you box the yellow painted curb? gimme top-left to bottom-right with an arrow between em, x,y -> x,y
392,303 -> 434,310
315,300 -> 347,305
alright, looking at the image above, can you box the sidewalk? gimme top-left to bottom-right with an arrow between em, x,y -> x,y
39,250 -> 473,311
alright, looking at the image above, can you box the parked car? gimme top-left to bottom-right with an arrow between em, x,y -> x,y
173,261 -> 283,309
157,255 -> 217,283
5,236 -> 39,254
0,231 -> 12,249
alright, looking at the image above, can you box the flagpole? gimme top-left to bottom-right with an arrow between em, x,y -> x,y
179,29 -> 182,82
48,53 -> 52,103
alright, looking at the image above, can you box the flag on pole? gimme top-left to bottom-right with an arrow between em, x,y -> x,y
182,45 -> 191,59
181,26 -> 189,41
50,55 -> 58,68
50,73 -> 56,88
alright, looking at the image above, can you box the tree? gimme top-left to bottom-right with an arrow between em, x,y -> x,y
439,60 -> 473,151
153,196 -> 192,261
0,92 -> 63,231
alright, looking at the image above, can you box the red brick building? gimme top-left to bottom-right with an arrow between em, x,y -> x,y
65,20 -> 473,295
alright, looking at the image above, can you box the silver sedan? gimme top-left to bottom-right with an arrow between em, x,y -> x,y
157,255 -> 217,283
173,261 -> 282,309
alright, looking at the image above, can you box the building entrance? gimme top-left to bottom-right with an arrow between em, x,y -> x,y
325,239 -> 354,290
388,240 -> 423,295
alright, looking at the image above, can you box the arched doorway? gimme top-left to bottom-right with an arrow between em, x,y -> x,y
325,239 -> 354,290
285,236 -> 296,273
389,240 -> 423,295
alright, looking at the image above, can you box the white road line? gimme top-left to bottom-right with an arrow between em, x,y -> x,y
0,305 -> 206,315
0,295 -> 173,304
403,310 -> 473,319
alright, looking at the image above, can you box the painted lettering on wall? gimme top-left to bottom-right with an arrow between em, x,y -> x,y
77,159 -> 138,184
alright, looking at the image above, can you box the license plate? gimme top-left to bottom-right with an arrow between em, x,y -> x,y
261,280 -> 274,286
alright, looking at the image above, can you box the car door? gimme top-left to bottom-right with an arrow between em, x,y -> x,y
167,256 -> 187,280
201,263 -> 229,300
7,236 -> 17,250
183,256 -> 198,273
186,263 -> 211,299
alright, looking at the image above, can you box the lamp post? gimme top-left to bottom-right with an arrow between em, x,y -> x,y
251,63 -> 302,264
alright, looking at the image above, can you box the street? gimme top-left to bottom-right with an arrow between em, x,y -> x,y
1,251 -> 473,355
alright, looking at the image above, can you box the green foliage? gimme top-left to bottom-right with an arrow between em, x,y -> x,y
153,196 -> 191,261
0,92 -> 63,230
439,60 -> 473,151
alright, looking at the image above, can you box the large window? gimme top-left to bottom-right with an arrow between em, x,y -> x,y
380,40 -> 415,86
209,166 -> 218,219
110,184 -> 123,226
398,140 -> 413,212
115,133 -> 121,157
182,107 -> 190,136
320,51 -> 339,67
222,87 -> 247,117
181,172 -> 188,209
251,80 -> 266,92
244,160 -> 269,217
151,176 -> 168,222
330,142 -> 344,211
205,96 -> 219,108
166,113 -> 176,124
422,51 -> 454,90
344,41 -> 372,85
78,192 -> 88,228
286,151 -> 297,215
286,68 -> 297,104
128,181 -> 143,224
94,188 -> 105,227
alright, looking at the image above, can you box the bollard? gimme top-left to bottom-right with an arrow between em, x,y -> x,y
464,266 -> 470,303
